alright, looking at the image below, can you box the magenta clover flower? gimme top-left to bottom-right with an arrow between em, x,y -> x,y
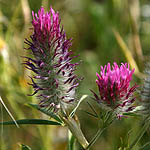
24,7 -> 81,113
91,62 -> 138,118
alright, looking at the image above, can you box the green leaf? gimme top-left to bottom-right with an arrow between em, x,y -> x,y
0,119 -> 61,126
70,95 -> 88,118
27,103 -> 63,124
20,144 -> 31,150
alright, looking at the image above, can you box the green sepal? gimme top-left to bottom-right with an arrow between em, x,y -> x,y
82,109 -> 98,118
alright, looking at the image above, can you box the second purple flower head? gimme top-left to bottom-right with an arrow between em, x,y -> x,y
92,62 -> 138,118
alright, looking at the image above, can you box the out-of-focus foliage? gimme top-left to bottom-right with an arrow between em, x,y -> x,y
0,0 -> 150,150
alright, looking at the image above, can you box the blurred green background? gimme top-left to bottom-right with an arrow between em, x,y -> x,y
0,0 -> 150,149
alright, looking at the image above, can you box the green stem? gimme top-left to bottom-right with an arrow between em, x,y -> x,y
62,115 -> 89,149
86,127 -> 106,150
129,122 -> 149,149
86,111 -> 115,150
67,130 -> 75,150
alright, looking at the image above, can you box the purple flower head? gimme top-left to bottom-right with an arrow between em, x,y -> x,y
91,62 -> 138,118
24,7 -> 81,113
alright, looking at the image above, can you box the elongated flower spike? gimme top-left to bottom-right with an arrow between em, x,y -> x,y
140,64 -> 150,118
91,62 -> 138,118
24,7 -> 81,114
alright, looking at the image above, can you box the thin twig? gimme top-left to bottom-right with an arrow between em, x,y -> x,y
0,96 -> 19,128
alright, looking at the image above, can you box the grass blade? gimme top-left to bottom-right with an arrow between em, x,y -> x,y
112,29 -> 143,78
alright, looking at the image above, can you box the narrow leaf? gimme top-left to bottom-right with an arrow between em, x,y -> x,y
28,103 -> 63,123
70,95 -> 88,118
0,119 -> 61,126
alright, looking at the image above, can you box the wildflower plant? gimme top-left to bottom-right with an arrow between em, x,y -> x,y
23,6 -> 89,149
86,62 -> 139,150
1,5 -> 149,150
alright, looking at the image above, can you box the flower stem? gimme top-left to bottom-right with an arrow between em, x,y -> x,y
129,121 -> 149,149
85,111 -> 115,150
85,127 -> 106,150
62,115 -> 89,149
67,130 -> 75,150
